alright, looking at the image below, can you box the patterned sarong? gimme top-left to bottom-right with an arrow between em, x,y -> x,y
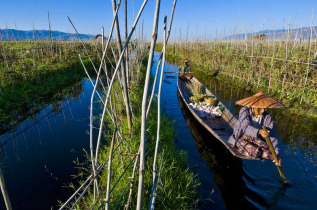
236,134 -> 273,160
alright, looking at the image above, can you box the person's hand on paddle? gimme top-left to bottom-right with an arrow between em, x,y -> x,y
259,128 -> 270,138
273,157 -> 282,167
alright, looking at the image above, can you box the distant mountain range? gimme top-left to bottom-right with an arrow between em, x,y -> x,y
224,26 -> 317,40
0,29 -> 94,41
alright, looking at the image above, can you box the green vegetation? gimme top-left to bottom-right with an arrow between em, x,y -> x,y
157,40 -> 317,111
157,42 -> 317,149
0,40 -> 107,133
72,57 -> 200,209
0,59 -> 98,134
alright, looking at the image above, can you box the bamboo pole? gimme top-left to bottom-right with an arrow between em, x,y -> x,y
124,150 -> 140,210
105,129 -> 117,210
262,126 -> 288,185
111,0 -> 132,133
59,135 -> 127,210
152,16 -> 167,199
68,4 -> 120,189
146,57 -> 162,117
124,0 -> 130,88
149,149 -> 164,210
47,11 -> 54,57
32,22 -> 36,69
301,8 -> 314,103
0,168 -> 12,210
94,0 -> 148,167
68,17 -> 107,92
102,26 -> 105,51
146,0 -> 177,116
137,0 -> 161,209
0,29 -> 10,72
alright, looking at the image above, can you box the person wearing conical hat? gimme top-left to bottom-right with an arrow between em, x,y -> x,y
228,92 -> 284,166
178,59 -> 191,74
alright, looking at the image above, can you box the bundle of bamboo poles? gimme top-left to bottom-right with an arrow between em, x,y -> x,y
58,0 -> 178,209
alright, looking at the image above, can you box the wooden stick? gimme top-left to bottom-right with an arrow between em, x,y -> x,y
149,149 -> 164,210
137,0 -> 161,208
124,151 -> 140,210
47,11 -> 54,57
152,15 -> 167,186
0,168 -> 12,210
105,129 -> 117,210
146,0 -> 177,117
94,0 -> 148,169
111,0 -> 132,133
146,57 -> 162,118
262,126 -> 288,185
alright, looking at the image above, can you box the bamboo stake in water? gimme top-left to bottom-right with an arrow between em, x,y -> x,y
137,0 -> 161,209
0,168 -> 12,210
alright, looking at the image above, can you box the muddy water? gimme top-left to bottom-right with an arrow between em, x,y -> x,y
154,52 -> 317,209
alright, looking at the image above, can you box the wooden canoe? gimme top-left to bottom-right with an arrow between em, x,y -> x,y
177,76 -> 261,160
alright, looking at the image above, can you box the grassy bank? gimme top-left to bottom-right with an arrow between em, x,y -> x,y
0,58 -> 100,134
73,57 -> 200,209
0,40 -> 115,134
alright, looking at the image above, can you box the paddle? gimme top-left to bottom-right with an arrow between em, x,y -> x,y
262,126 -> 289,185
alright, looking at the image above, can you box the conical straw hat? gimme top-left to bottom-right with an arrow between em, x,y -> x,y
236,91 -> 284,108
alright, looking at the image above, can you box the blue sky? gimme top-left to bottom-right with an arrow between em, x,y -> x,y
0,0 -> 316,40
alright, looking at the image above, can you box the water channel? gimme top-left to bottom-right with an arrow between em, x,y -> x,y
155,52 -> 317,209
0,52 -> 316,209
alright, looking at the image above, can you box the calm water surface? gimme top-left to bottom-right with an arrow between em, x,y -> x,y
152,52 -> 317,209
0,79 -> 96,209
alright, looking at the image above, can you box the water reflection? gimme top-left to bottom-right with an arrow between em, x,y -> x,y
178,91 -> 269,209
0,80 -> 84,136
0,78 -> 98,209
164,54 -> 317,209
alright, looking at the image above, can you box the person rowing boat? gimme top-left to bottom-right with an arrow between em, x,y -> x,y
178,59 -> 193,80
178,59 -> 191,74
228,92 -> 284,166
